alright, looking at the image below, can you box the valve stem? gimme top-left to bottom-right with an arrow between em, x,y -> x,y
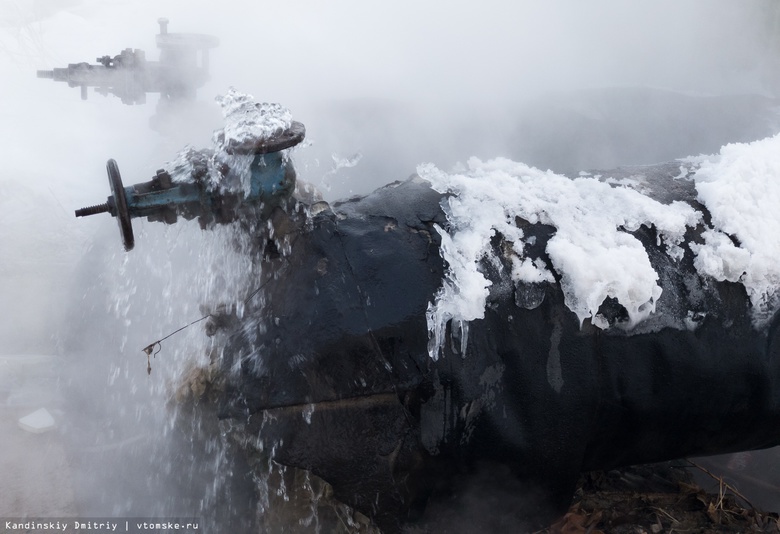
75,203 -> 110,217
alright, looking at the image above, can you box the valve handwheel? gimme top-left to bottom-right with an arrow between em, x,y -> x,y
107,159 -> 135,251
74,159 -> 135,251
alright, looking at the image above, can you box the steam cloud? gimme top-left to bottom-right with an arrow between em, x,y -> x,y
1,0 -> 779,526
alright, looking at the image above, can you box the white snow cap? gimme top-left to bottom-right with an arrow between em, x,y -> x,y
419,158 -> 700,359
214,88 -> 293,153
690,134 -> 780,325
420,132 -> 780,359
165,89 -> 294,195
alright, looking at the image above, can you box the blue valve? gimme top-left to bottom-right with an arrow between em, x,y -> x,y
75,121 -> 305,251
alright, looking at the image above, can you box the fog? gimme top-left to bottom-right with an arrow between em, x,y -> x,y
1,0 -> 779,528
3,0 -> 779,208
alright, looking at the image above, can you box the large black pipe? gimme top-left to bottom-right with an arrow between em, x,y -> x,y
216,166 -> 779,532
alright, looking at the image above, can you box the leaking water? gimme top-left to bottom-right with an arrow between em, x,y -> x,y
56,219 -> 261,529
46,87 -> 365,529
4,2 -> 780,530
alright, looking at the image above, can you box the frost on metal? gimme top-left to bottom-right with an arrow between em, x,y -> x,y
420,133 -> 780,359
690,134 -> 780,327
164,88 -> 294,196
166,146 -> 222,189
419,158 -> 701,360
213,88 -> 293,154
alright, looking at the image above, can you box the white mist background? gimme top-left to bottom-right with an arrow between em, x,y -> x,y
1,0 -> 780,520
3,0 -> 776,354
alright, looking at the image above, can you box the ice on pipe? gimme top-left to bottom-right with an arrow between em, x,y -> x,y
18,408 -> 55,434
164,88 -> 294,196
419,157 -> 701,359
166,146 -> 222,189
690,134 -> 780,326
213,88 -> 293,154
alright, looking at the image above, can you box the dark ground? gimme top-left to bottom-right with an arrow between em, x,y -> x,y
543,459 -> 780,534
